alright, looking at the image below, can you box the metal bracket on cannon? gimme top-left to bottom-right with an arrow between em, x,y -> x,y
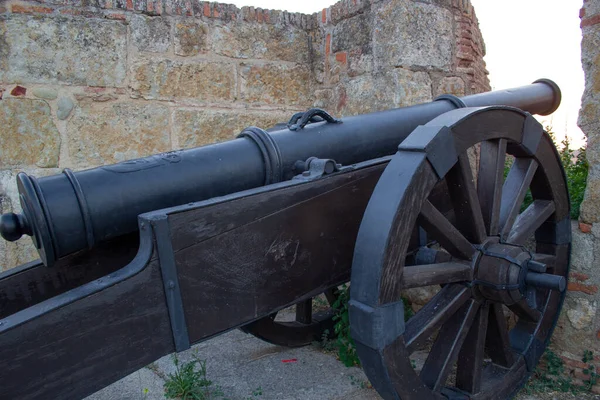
292,157 -> 345,181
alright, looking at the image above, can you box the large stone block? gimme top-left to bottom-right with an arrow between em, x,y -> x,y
67,103 -> 171,168
174,20 -> 208,56
0,15 -> 127,87
211,23 -> 310,64
0,98 -> 60,168
331,12 -> 372,54
239,63 -> 312,106
337,69 -> 432,116
372,0 -> 453,70
174,109 -> 290,149
131,59 -> 236,102
130,14 -> 171,53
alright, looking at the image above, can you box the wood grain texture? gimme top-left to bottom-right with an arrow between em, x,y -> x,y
418,200 -> 475,261
173,166 -> 385,343
0,233 -> 138,319
0,258 -> 173,400
478,139 -> 507,235
420,299 -> 478,391
446,153 -> 487,243
401,262 -> 472,289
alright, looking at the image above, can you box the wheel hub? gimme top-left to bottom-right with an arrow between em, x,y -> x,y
474,238 -> 565,306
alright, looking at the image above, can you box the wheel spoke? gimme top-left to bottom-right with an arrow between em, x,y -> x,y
532,253 -> 557,272
456,303 -> 489,394
410,247 -> 452,266
499,158 -> 538,238
418,201 -> 475,260
401,262 -> 472,289
507,200 -> 556,245
446,154 -> 487,243
405,284 -> 471,353
296,299 -> 312,324
485,303 -> 516,367
508,298 -> 542,322
478,139 -> 507,236
420,299 -> 479,391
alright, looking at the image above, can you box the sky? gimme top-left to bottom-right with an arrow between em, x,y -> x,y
223,0 -> 586,147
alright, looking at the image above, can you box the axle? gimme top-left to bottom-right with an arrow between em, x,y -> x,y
0,80 -> 561,266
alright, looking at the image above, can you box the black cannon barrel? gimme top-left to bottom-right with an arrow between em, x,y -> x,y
0,79 -> 561,266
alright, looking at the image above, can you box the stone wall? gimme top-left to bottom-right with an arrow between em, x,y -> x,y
0,0 -> 490,269
543,0 -> 600,391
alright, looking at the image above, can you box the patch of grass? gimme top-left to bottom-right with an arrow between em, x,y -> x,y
524,348 -> 599,395
332,285 -> 360,367
164,353 -> 224,400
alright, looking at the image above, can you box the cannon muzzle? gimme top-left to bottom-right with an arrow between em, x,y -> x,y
0,79 -> 561,266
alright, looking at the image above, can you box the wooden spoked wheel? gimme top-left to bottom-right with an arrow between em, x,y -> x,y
241,287 -> 339,347
350,107 -> 570,400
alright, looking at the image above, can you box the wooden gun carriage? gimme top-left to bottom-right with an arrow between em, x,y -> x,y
0,79 -> 570,400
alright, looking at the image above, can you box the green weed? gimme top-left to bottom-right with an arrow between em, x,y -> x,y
163,354 -> 224,400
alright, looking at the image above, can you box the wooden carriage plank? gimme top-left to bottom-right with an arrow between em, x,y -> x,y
0,258 -> 173,400
173,166 -> 385,343
0,233 -> 139,319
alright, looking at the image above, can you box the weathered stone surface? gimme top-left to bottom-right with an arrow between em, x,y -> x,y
332,12 -> 372,54
572,221 -> 596,271
0,99 -> 60,168
579,14 -> 600,223
435,77 -> 466,97
337,69 -> 432,115
372,0 -> 453,70
174,20 -> 208,56
566,298 -> 597,330
67,103 -> 171,168
211,23 -> 310,64
174,109 -> 289,148
239,63 -> 312,106
131,59 -> 236,102
57,97 -> 75,120
130,14 -> 171,53
32,87 -> 58,100
0,15 -> 127,87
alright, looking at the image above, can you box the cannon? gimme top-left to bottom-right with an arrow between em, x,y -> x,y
0,79 -> 569,400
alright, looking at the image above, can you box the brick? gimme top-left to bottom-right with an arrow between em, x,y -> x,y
325,33 -> 331,57
580,7 -> 586,18
322,8 -> 326,23
11,4 -> 54,13
581,14 -> 600,27
203,2 -> 210,16
571,271 -> 591,281
567,281 -> 598,295
579,221 -> 593,233
335,51 -> 347,65
560,355 -> 588,370
126,0 -> 133,10
10,85 -> 26,96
